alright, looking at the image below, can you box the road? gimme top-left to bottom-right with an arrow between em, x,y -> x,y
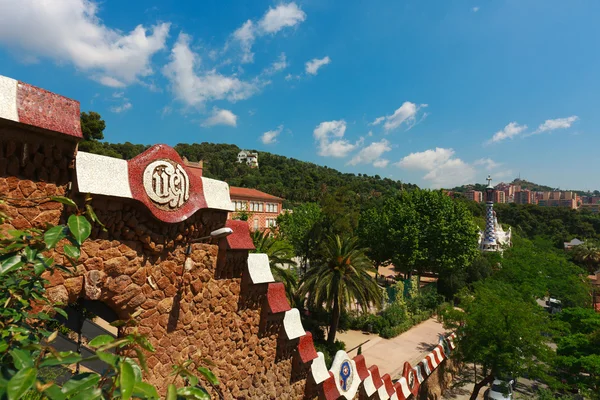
337,317 -> 447,380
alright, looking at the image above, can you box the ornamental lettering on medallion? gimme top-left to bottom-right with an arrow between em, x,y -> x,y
143,160 -> 190,209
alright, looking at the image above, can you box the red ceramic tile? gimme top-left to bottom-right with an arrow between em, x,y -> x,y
266,282 -> 290,314
16,81 -> 82,138
298,332 -> 318,363
402,361 -> 420,396
382,374 -> 395,396
394,382 -> 405,399
321,372 -> 341,400
368,365 -> 383,389
352,355 -> 369,381
225,220 -> 255,250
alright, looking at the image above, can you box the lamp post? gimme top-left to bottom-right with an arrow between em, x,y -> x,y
184,227 -> 233,271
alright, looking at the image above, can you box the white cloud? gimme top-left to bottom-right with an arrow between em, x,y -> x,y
318,140 -> 357,158
371,116 -> 385,126
261,125 -> 284,144
473,158 -> 501,171
422,158 -> 476,189
163,33 -> 261,107
489,122 -> 528,143
534,116 -> 579,133
201,107 -> 237,127
305,56 -> 331,75
233,20 -> 255,63
110,102 -> 132,113
112,91 -> 125,98
472,7 -> 480,12
396,148 -> 504,188
0,0 -> 170,87
97,76 -> 126,88
395,147 -> 455,170
231,2 -> 305,64
373,159 -> 390,168
264,53 -> 288,75
258,3 -> 306,33
347,139 -> 392,167
373,102 -> 428,132
314,120 -> 346,140
313,120 -> 358,158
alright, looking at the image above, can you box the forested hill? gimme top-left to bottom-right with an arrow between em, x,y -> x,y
78,139 -> 416,205
453,178 -> 559,193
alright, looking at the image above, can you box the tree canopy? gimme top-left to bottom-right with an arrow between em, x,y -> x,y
298,235 -> 383,344
443,280 -> 553,400
358,189 -> 480,298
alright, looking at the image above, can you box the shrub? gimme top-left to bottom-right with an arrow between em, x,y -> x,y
381,303 -> 408,326
314,340 -> 346,367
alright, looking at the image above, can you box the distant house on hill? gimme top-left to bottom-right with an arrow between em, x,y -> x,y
229,186 -> 283,231
237,150 -> 258,168
564,238 -> 584,250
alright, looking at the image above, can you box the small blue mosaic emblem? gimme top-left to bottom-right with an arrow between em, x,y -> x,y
339,360 -> 353,391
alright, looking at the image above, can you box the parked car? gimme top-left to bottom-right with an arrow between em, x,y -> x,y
487,379 -> 514,400
546,298 -> 562,314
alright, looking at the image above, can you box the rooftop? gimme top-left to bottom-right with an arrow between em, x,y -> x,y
230,186 -> 283,201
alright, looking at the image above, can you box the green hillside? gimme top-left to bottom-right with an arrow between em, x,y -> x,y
452,178 -> 582,194
79,139 -> 416,205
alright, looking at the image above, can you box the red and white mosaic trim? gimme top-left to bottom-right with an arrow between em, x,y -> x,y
244,239 -> 460,400
75,146 -> 234,223
0,75 -> 82,138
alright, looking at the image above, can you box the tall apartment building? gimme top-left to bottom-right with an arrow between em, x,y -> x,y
537,191 -> 578,209
466,190 -> 483,203
514,190 -> 535,205
494,190 -> 506,204
229,187 -> 283,230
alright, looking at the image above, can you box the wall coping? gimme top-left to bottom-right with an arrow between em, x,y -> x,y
0,75 -> 82,138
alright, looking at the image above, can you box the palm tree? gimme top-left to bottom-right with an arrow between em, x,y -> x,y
250,229 -> 298,299
299,235 -> 384,344
572,242 -> 600,274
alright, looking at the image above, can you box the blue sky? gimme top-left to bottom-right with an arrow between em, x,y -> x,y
0,0 -> 599,190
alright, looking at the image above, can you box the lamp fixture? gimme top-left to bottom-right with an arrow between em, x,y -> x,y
184,227 -> 234,271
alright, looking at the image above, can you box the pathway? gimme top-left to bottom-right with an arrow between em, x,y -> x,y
337,317 -> 447,380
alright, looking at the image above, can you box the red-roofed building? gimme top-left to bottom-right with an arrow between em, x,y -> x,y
589,271 -> 600,312
229,186 -> 284,231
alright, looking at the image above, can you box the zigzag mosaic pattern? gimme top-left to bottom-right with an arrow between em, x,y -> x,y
244,247 -> 458,400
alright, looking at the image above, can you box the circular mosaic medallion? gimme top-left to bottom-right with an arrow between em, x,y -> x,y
408,368 -> 415,389
143,159 -> 190,210
339,360 -> 353,392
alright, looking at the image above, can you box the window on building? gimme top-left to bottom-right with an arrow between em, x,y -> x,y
259,203 -> 263,212
266,203 -> 278,213
253,218 -> 259,230
266,218 -> 277,227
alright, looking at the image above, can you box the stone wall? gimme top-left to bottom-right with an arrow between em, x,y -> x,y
418,358 -> 460,400
0,115 -> 314,398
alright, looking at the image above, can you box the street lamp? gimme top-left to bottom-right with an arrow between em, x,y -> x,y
188,227 -> 233,243
184,227 -> 233,271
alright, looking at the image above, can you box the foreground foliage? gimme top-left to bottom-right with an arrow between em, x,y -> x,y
0,199 -> 218,399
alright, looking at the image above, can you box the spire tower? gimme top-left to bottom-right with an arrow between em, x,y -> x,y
481,175 -> 498,251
